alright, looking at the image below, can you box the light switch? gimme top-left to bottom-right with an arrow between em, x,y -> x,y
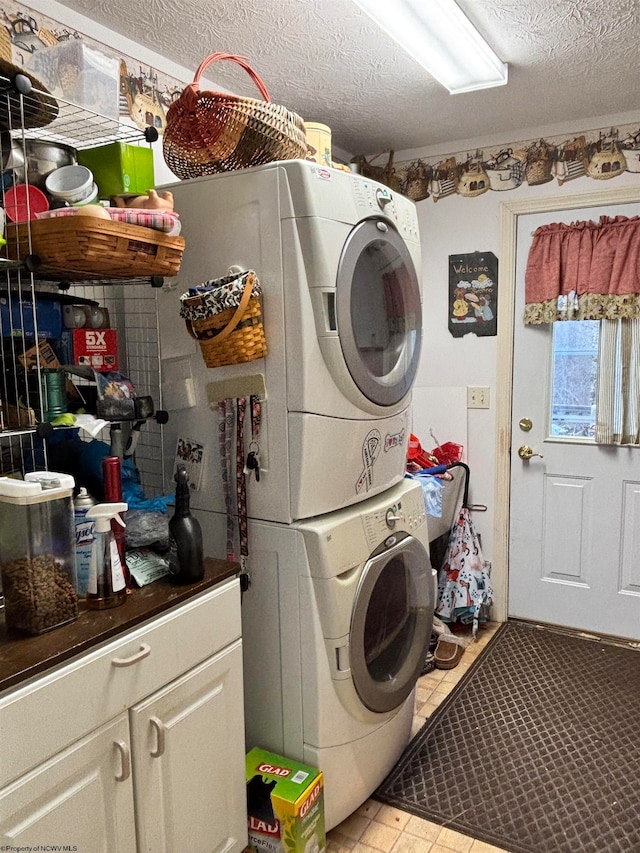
467,386 -> 490,409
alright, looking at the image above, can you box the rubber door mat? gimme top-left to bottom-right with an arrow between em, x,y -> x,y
375,620 -> 640,853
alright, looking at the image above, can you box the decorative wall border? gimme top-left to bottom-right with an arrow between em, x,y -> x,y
355,123 -> 640,202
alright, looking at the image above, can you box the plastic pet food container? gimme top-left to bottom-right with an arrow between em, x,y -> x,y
0,472 -> 78,635
45,165 -> 95,204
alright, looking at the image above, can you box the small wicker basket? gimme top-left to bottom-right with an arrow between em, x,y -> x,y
5,216 -> 185,280
181,270 -> 267,368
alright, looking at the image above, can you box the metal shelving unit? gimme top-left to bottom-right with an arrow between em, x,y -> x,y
0,73 -> 161,471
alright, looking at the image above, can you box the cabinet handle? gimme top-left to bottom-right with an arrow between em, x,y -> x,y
149,715 -> 167,757
111,642 -> 151,667
114,740 -> 131,782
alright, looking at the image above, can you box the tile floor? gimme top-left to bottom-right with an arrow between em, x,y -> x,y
326,621 -> 510,853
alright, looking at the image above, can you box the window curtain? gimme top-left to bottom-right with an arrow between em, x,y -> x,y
595,318 -> 640,445
524,214 -> 640,446
524,215 -> 640,324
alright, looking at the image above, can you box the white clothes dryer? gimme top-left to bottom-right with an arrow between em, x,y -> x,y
240,478 -> 435,830
157,160 -> 422,525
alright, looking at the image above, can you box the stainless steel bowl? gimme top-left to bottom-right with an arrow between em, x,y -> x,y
0,131 -> 25,173
14,140 -> 77,189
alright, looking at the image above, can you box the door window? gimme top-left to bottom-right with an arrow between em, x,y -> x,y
550,320 -> 599,439
350,536 -> 431,713
337,219 -> 421,406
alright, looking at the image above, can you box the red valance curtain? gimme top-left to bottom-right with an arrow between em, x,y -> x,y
524,215 -> 640,323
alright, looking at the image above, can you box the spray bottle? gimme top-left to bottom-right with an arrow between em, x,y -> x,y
86,502 -> 128,609
168,465 -> 204,584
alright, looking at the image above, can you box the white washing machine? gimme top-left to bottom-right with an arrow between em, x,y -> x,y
241,478 -> 435,830
157,160 -> 422,527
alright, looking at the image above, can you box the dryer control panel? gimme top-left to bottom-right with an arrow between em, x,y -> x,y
362,482 -> 427,551
352,179 -> 420,243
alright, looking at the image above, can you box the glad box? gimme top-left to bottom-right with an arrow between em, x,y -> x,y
246,747 -> 325,853
60,329 -> 118,371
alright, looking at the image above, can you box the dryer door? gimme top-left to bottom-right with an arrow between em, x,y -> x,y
336,218 -> 422,407
350,534 -> 433,713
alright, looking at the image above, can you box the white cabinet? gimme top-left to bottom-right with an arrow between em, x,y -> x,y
131,643 -> 246,853
0,579 -> 247,853
0,714 -> 136,851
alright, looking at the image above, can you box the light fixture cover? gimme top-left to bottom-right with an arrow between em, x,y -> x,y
353,0 -> 508,94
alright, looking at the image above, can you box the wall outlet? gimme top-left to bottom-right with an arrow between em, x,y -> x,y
467,386 -> 490,409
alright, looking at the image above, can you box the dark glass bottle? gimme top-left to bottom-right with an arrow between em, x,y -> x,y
168,465 -> 204,583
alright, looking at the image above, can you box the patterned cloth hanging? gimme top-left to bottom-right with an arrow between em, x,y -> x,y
436,506 -> 494,637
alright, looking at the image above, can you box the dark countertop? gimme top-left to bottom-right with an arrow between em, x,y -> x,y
0,557 -> 239,694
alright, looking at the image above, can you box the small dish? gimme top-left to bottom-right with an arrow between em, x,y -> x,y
4,183 -> 49,222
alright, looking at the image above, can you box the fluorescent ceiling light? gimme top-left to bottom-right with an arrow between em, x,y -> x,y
353,0 -> 508,94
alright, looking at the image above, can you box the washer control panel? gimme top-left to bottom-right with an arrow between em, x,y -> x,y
362,484 -> 427,550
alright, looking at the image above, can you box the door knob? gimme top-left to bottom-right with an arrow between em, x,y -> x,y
518,445 -> 544,460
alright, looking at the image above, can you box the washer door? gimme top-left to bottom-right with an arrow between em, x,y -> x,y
336,218 -> 422,407
350,534 -> 433,713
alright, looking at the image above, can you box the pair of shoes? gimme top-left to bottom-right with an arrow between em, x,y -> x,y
420,651 -> 436,676
434,634 -> 467,669
432,616 -> 452,636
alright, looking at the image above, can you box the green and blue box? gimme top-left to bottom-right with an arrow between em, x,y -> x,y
246,747 -> 325,853
77,142 -> 155,198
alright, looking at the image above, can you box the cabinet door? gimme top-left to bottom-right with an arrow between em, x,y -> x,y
0,714 -> 136,851
130,639 -> 247,853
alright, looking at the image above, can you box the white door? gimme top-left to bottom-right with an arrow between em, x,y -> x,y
508,202 -> 640,641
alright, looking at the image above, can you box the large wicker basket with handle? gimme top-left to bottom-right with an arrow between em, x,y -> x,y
163,53 -> 307,179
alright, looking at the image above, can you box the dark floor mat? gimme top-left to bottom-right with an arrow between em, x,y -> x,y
375,620 -> 640,853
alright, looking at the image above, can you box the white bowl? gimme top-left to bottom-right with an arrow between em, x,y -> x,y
72,183 -> 99,206
45,165 -> 94,203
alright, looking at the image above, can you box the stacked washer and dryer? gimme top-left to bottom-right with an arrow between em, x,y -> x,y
157,160 -> 434,830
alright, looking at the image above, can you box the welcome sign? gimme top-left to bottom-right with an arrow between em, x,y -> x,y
448,251 -> 498,337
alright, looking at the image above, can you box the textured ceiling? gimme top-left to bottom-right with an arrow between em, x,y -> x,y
55,0 -> 640,156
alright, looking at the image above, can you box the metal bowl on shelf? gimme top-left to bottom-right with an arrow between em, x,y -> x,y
7,139 -> 77,189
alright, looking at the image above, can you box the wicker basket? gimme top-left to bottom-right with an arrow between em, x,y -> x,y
5,216 -> 185,280
182,270 -> 267,368
163,53 -> 307,179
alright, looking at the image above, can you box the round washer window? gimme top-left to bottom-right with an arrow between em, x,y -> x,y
349,536 -> 432,713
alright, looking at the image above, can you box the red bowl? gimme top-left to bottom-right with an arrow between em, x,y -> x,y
4,183 -> 49,222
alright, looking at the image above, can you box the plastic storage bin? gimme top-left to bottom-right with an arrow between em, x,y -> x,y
0,472 -> 78,635
25,41 -> 120,120
77,142 -> 155,197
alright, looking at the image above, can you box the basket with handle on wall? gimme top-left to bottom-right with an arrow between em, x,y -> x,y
180,269 -> 267,368
163,52 -> 308,179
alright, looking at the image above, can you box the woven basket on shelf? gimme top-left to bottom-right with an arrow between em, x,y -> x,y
163,53 -> 307,179
5,216 -> 185,280
181,270 -> 267,368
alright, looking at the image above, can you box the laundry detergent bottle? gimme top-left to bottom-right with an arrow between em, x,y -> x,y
168,465 -> 204,584
86,502 -> 128,609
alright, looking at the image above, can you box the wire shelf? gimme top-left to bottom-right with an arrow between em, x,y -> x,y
0,74 -> 155,149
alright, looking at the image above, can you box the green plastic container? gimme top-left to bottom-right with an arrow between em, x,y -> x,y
77,142 -> 155,198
